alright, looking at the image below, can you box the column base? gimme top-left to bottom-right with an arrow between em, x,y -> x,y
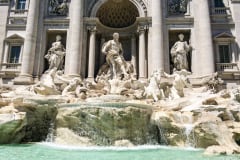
66,74 -> 81,78
87,77 -> 95,82
14,74 -> 34,85
138,77 -> 147,82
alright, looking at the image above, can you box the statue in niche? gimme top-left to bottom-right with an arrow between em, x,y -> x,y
49,0 -> 68,16
170,33 -> 191,71
101,32 -> 129,80
168,0 -> 188,15
45,35 -> 66,71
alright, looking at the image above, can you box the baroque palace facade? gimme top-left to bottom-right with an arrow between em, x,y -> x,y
0,0 -> 240,85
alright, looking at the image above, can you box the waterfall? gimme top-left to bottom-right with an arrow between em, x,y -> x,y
157,125 -> 168,145
183,123 -> 195,147
176,112 -> 196,147
45,122 -> 55,142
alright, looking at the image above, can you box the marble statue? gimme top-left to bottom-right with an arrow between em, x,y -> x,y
32,68 -> 60,95
164,69 -> 192,99
101,33 -> 128,79
55,71 -> 87,98
206,72 -> 224,93
170,33 -> 191,71
143,70 -> 165,102
45,35 -> 66,71
49,0 -> 68,16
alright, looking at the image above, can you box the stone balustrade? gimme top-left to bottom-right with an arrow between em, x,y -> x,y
216,63 -> 239,71
211,7 -> 231,15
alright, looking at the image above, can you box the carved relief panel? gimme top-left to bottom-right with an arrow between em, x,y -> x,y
48,0 -> 69,16
168,0 -> 188,15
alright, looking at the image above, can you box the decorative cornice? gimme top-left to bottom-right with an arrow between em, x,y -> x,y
0,0 -> 9,5
231,0 -> 240,3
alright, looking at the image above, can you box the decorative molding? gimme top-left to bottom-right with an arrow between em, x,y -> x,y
87,25 -> 97,33
231,0 -> 240,3
0,0 -> 8,3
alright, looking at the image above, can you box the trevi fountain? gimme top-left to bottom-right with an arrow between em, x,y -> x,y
0,32 -> 240,160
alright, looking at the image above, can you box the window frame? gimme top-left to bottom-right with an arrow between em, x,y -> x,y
218,44 -> 231,63
8,44 -> 22,64
16,0 -> 26,10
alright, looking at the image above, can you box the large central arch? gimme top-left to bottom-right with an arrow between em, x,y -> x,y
84,0 -> 149,80
90,0 -> 147,18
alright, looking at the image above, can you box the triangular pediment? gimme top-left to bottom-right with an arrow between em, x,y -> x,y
5,34 -> 24,41
214,32 -> 235,39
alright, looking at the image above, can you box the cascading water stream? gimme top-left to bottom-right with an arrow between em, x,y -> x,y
157,125 -> 168,145
176,112 -> 196,147
183,123 -> 195,147
45,122 -> 55,143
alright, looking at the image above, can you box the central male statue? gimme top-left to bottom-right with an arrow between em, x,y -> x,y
102,33 -> 128,79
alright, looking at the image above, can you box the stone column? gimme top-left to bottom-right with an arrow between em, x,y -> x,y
87,26 -> 97,81
151,0 -> 164,72
65,0 -> 83,77
193,0 -> 214,75
131,35 -> 137,78
14,0 -> 40,84
138,25 -> 146,79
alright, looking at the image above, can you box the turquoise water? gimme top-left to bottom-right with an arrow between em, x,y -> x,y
0,143 -> 239,160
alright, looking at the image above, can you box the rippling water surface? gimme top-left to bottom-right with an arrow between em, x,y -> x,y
0,143 -> 239,160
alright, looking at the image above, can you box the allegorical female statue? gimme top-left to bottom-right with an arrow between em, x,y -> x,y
170,33 -> 191,71
45,35 -> 66,71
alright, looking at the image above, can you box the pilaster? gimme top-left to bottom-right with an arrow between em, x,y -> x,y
14,0 -> 40,84
151,0 -> 164,73
192,0 -> 214,75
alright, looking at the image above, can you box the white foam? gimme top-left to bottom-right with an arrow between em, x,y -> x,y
38,142 -> 202,152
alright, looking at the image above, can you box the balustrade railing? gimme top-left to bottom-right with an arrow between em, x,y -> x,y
216,63 -> 239,72
1,63 -> 21,70
211,7 -> 231,15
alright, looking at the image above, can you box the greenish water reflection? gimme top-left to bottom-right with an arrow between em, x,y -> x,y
0,143 -> 239,160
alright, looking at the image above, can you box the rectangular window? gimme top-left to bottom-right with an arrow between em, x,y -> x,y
219,45 -> 230,63
214,0 -> 225,7
16,0 -> 26,10
9,46 -> 21,63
